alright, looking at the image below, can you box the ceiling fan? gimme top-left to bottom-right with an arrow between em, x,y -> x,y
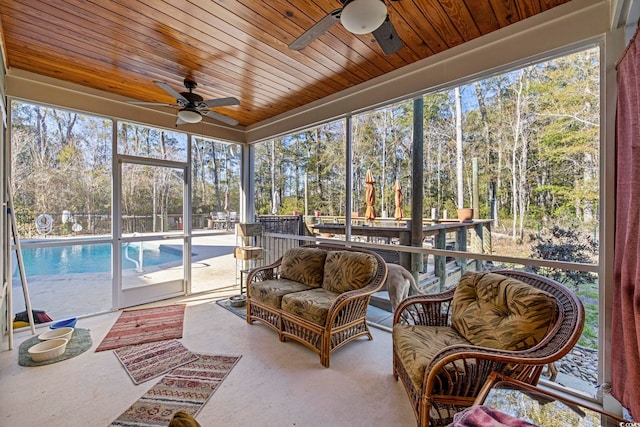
288,0 -> 403,56
128,79 -> 240,126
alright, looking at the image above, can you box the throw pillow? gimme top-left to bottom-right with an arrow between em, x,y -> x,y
279,247 -> 327,288
322,250 -> 378,293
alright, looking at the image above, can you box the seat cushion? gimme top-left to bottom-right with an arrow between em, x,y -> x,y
393,324 -> 472,390
451,272 -> 558,351
281,288 -> 340,326
249,279 -> 313,310
279,247 -> 327,288
322,251 -> 378,293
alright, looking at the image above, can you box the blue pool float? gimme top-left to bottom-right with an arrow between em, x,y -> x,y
50,317 -> 77,329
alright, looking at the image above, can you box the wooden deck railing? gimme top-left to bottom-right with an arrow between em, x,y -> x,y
310,219 -> 492,284
249,215 -> 492,289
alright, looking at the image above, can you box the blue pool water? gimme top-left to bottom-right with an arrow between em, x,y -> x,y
14,243 -> 183,276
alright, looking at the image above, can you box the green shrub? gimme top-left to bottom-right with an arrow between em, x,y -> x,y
529,226 -> 597,288
530,226 -> 599,349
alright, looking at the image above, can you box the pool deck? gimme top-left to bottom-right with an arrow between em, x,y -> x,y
10,232 -> 243,321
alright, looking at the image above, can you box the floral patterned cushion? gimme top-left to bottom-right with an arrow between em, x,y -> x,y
393,324 -> 472,390
281,288 -> 340,326
248,279 -> 313,310
321,251 -> 378,293
451,272 -> 558,351
279,247 -> 327,288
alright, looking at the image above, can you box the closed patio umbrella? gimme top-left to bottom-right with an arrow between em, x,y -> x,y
393,179 -> 403,221
223,189 -> 230,212
365,169 -> 376,222
272,190 -> 280,214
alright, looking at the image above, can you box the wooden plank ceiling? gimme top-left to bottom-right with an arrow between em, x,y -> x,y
0,0 -> 572,128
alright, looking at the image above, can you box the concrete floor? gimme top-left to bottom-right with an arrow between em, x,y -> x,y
0,295 -> 416,427
4,234 -> 599,422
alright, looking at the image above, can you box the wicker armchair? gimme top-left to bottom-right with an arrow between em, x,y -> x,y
246,244 -> 387,367
392,269 -> 585,427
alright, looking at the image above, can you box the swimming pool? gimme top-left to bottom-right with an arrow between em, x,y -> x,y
14,243 -> 183,276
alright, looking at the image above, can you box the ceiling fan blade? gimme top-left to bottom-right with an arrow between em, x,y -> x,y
288,9 -> 342,51
153,81 -> 189,103
201,110 -> 239,126
372,16 -> 403,55
200,97 -> 240,108
127,101 -> 177,107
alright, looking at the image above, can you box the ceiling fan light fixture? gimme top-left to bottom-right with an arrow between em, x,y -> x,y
177,108 -> 202,123
340,0 -> 387,34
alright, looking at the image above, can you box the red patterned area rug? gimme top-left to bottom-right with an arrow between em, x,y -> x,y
109,354 -> 241,426
96,305 -> 186,352
114,339 -> 199,385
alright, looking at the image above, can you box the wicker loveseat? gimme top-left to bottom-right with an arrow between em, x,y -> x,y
392,270 -> 585,427
245,244 -> 387,367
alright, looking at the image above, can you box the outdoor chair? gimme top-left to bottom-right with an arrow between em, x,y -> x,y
214,212 -> 227,230
167,216 -> 177,230
392,269 -> 585,427
227,211 -> 239,230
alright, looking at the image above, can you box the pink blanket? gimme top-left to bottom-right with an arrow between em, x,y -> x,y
448,405 -> 538,427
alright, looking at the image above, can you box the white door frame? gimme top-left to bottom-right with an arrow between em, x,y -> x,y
113,154 -> 189,309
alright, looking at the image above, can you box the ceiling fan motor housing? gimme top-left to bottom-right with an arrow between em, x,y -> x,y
180,92 -> 204,107
180,79 -> 204,108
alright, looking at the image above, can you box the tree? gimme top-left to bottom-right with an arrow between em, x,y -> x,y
455,86 -> 464,210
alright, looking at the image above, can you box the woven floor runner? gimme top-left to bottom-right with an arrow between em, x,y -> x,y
96,305 -> 185,352
110,354 -> 241,426
114,339 -> 199,384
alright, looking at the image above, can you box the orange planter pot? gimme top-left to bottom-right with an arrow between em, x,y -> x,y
457,208 -> 473,221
